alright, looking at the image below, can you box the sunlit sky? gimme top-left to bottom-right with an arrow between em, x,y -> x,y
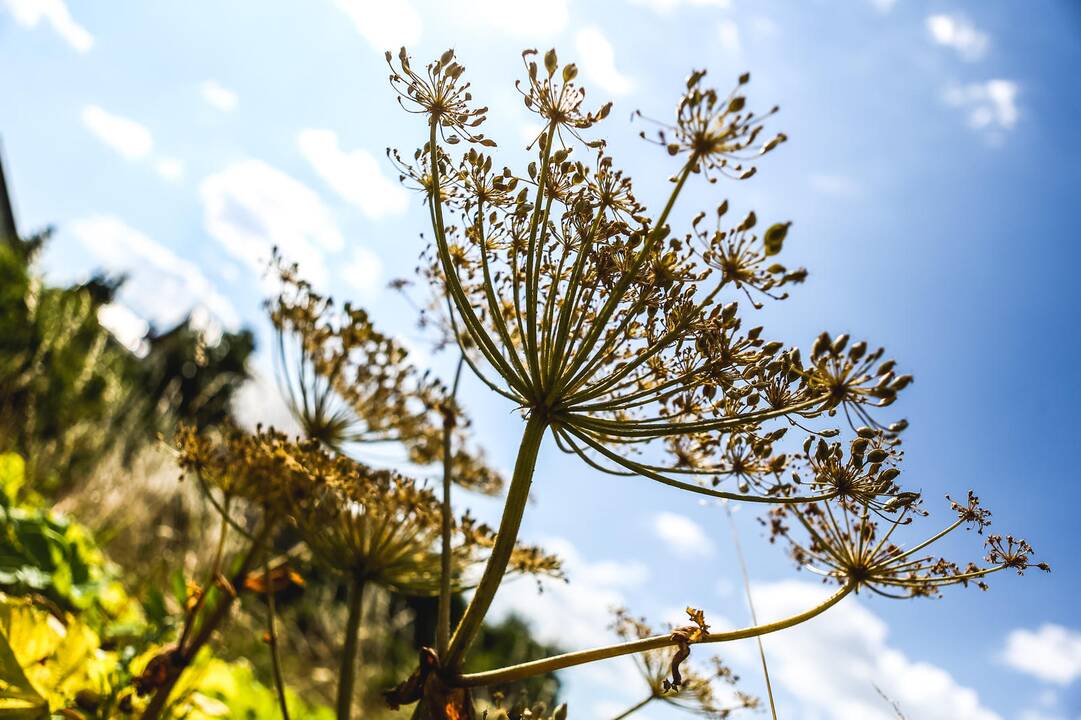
3,1 -> 1080,718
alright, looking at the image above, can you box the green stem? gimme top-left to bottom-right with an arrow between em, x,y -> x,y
438,355 -> 466,657
444,411 -> 548,670
337,572 -> 366,720
453,581 -> 854,687
610,694 -> 655,720
141,524 -> 271,720
264,536 -> 291,720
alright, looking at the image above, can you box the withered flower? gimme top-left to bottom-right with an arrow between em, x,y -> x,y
611,608 -> 758,719
269,256 -> 502,494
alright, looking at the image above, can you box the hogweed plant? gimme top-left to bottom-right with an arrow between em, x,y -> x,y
377,45 -> 1047,718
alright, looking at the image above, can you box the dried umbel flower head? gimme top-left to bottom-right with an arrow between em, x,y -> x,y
281,440 -> 562,595
766,487 -> 1049,599
387,47 -> 493,145
268,256 -> 502,494
388,46 -> 901,508
638,69 -> 786,181
174,423 -> 298,505
612,608 -> 759,718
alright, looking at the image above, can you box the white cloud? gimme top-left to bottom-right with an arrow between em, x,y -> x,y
199,159 -> 344,286
628,0 -> 730,14
155,157 -> 184,182
234,361 -> 301,434
809,173 -> 862,198
489,537 -> 649,649
343,246 -> 384,298
297,129 -> 408,219
870,0 -> 896,13
201,80 -> 238,113
448,0 -> 569,40
927,14 -> 990,62
69,215 -> 239,339
332,0 -> 421,52
717,19 -> 741,55
574,27 -> 634,97
97,303 -> 149,356
741,581 -> 1000,720
943,79 -> 1020,140
81,105 -> 153,160
1001,624 -> 1081,685
652,512 -> 714,557
3,0 -> 92,52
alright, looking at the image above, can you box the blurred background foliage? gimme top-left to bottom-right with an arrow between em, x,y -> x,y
0,156 -> 561,718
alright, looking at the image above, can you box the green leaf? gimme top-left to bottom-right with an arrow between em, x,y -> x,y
0,455 -> 25,505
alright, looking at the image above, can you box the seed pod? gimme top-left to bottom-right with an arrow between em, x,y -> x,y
856,426 -> 876,439
867,448 -> 889,464
763,222 -> 790,256
812,332 -> 831,358
831,334 -> 849,355
544,49 -> 558,75
563,63 -> 578,82
848,341 -> 867,362
879,467 -> 901,483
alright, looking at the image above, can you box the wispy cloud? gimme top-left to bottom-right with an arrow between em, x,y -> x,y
200,159 -> 344,286
155,157 -> 184,182
927,14 -> 990,62
69,215 -> 239,338
628,0 -> 730,14
81,105 -> 153,160
297,129 -> 408,219
343,246 -> 384,298
2,0 -> 92,52
575,26 -> 634,97
201,80 -> 238,113
489,536 -> 648,649
450,0 -> 569,40
332,0 -> 421,52
652,511 -> 714,557
943,79 -> 1020,142
717,19 -> 741,55
1001,624 -> 1081,685
809,173 -> 862,198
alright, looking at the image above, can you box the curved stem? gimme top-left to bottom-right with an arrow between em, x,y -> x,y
610,694 -> 655,720
453,581 -> 854,687
444,411 -> 547,670
337,572 -> 366,720
438,355 -> 466,657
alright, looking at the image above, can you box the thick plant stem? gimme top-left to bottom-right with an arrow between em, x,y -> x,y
437,355 -> 466,657
610,694 -> 655,720
454,581 -> 855,687
444,411 -> 547,670
337,572 -> 366,720
264,543 -> 291,720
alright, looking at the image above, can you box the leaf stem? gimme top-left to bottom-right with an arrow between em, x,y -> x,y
437,354 -> 467,657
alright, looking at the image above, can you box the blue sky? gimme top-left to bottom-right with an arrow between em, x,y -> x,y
2,1 -> 1080,718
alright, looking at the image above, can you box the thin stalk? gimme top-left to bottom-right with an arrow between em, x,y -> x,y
264,538 -> 292,720
337,572 -> 367,720
453,581 -> 854,687
141,524 -> 272,720
438,355 -> 467,657
725,504 -> 776,720
444,411 -> 548,670
610,694 -> 655,720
